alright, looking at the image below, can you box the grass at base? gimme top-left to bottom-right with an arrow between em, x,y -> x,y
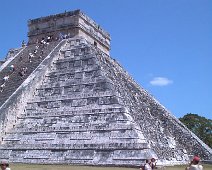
10,164 -> 212,170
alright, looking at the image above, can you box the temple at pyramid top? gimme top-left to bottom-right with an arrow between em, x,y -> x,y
27,9 -> 110,54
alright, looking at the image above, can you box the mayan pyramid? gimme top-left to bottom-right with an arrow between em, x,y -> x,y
0,10 -> 211,166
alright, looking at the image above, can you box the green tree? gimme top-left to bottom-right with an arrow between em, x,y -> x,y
179,113 -> 212,148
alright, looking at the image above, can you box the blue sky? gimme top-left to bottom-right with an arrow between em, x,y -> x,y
0,0 -> 211,119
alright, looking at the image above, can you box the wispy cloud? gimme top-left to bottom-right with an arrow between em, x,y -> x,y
150,77 -> 173,86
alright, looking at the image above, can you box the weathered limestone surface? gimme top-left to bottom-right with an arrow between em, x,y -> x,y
0,10 -> 211,166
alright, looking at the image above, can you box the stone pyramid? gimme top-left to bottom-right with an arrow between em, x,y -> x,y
0,10 -> 211,166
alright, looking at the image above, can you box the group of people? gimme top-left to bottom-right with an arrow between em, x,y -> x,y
0,156 -> 205,170
140,156 -> 203,170
141,158 -> 157,170
29,36 -> 49,62
0,35 -> 53,92
0,63 -> 29,92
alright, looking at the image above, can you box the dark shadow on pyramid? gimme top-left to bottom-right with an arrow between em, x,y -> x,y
0,10 -> 211,166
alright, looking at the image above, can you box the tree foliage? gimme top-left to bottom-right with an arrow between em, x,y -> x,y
179,113 -> 212,148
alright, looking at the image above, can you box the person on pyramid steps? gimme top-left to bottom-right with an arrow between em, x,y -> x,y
0,160 -> 11,170
19,66 -> 28,78
46,35 -> 52,43
0,83 -> 5,92
3,75 -> 9,82
8,64 -> 15,73
185,156 -> 203,170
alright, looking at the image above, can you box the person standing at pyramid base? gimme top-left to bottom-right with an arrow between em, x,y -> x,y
0,160 -> 11,170
150,158 -> 157,169
186,156 -> 203,170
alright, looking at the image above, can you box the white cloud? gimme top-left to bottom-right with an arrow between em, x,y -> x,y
150,77 -> 173,86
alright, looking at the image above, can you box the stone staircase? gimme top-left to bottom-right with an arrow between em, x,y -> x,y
0,41 -> 60,107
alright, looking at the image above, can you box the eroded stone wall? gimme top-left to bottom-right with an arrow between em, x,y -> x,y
28,10 -> 110,54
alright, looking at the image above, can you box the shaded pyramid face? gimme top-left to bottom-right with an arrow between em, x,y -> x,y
0,37 -> 211,166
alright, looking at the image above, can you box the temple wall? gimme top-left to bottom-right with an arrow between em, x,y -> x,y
27,10 -> 110,54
